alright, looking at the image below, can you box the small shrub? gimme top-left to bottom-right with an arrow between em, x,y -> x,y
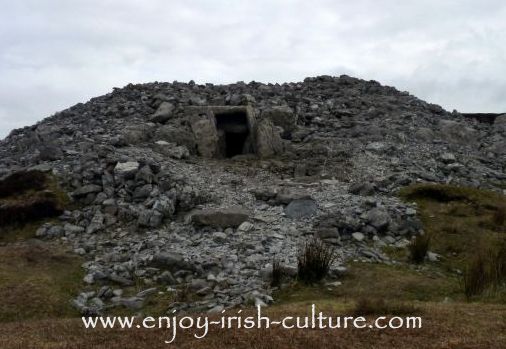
353,298 -> 420,316
271,258 -> 284,288
400,185 -> 468,203
408,233 -> 431,264
297,237 -> 336,285
0,171 -> 47,198
0,195 -> 63,227
463,251 -> 490,299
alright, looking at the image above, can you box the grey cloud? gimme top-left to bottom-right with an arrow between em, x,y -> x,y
1,0 -> 505,138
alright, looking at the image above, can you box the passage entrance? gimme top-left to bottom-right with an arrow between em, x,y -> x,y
215,111 -> 251,158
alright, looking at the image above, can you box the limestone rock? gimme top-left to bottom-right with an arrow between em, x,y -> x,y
254,118 -> 283,158
284,199 -> 317,219
150,102 -> 175,123
190,207 -> 249,228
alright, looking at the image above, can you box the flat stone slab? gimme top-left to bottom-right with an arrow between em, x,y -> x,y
284,199 -> 317,219
190,207 -> 249,228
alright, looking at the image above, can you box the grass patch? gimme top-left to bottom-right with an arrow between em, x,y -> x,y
276,262 -> 461,304
353,297 -> 421,316
399,183 -> 506,302
399,184 -> 505,207
493,205 -> 506,227
0,241 -> 84,322
399,184 -> 506,272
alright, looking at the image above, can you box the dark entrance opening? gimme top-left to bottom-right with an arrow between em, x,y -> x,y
215,111 -> 251,158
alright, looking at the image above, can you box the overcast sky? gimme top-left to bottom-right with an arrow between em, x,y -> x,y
1,0 -> 505,138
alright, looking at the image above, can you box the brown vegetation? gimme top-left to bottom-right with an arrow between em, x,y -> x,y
408,233 -> 431,264
297,238 -> 336,284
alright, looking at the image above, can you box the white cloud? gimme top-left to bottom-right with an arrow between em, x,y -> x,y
1,0 -> 505,138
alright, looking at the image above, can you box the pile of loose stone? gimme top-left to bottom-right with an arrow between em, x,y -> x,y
0,75 -> 504,315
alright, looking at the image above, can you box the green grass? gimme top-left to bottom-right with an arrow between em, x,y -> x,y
399,184 -> 506,271
274,184 -> 506,309
275,262 -> 461,305
0,242 -> 84,322
0,171 -> 85,323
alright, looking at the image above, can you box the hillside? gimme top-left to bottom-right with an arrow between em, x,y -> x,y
0,75 -> 505,347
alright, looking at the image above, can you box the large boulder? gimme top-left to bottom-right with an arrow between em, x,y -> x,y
190,117 -> 219,158
153,141 -> 190,159
254,118 -> 283,158
190,207 -> 249,228
118,124 -> 154,146
150,252 -> 194,271
438,120 -> 477,144
365,207 -> 390,232
150,102 -> 175,123
284,199 -> 317,219
154,125 -> 196,153
262,106 -> 297,135
114,161 -> 139,180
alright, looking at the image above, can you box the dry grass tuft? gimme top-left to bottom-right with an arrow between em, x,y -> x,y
408,233 -> 431,264
297,238 -> 336,285
462,250 -> 490,299
271,258 -> 284,288
492,240 -> 506,286
492,205 -> 506,227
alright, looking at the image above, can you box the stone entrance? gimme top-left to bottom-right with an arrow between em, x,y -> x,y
215,109 -> 252,157
188,106 -> 282,159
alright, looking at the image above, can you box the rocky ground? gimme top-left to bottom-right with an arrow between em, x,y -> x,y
0,75 -> 504,316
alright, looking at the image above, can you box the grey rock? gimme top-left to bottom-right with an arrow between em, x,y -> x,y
212,232 -> 227,243
72,184 -> 102,198
366,142 -> 388,153
154,141 -> 190,159
365,207 -> 390,231
151,252 -> 193,271
191,207 -> 249,228
138,209 -> 164,228
262,105 -> 297,134
352,232 -> 365,242
254,118 -> 283,158
274,188 -> 312,205
86,212 -> 105,234
137,287 -> 158,298
150,102 -> 175,123
114,161 -> 139,179
440,152 -> 456,163
207,305 -> 224,313
158,271 -> 177,285
64,223 -> 85,235
349,182 -> 376,196
284,199 -> 317,219
237,221 -> 254,232
121,297 -> 144,310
